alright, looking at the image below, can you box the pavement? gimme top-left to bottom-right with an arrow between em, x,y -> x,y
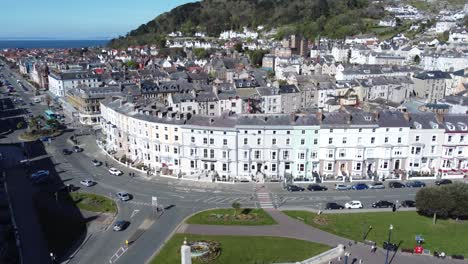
178,209 -> 465,264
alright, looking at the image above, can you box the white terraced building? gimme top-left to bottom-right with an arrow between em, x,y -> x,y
100,97 -> 468,182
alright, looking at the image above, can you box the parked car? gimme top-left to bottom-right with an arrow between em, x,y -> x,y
31,170 -> 49,179
307,184 -> 328,191
406,181 -> 426,188
345,200 -> 363,209
372,200 -> 394,208
335,184 -> 351,191
400,200 -> 416,208
91,159 -> 102,166
389,181 -> 406,188
325,202 -> 344,210
39,136 -> 50,142
369,182 -> 385,189
117,192 -> 131,201
62,149 -> 72,155
72,146 -> 83,152
352,183 -> 369,190
435,179 -> 452,186
80,179 -> 95,187
113,220 -> 129,231
287,185 -> 305,192
108,168 -> 122,176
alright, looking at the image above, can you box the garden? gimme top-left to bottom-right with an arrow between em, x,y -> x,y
186,204 -> 276,226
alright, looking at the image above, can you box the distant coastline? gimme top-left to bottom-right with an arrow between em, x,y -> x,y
0,39 -> 109,49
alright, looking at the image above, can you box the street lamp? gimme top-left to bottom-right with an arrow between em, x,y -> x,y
385,224 -> 394,264
344,252 -> 351,264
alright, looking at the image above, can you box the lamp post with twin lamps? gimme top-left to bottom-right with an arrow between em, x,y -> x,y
385,224 -> 394,264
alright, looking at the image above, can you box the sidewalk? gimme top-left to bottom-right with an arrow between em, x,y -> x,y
177,209 -> 463,264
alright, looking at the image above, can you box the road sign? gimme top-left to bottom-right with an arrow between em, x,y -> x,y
152,196 -> 158,207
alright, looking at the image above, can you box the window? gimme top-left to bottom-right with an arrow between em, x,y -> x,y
203,149 -> 208,158
298,164 -> 305,172
315,130 -> 318,134
314,138 -> 318,145
258,131 -> 262,134
287,131 -> 290,134
299,153 -> 305,160
448,136 -> 452,142
326,162 -> 333,171
210,149 -> 215,159
272,138 -> 276,145
343,137 -> 347,144
244,138 -> 248,145
271,151 -> 277,160
244,164 -> 248,171
209,104 -> 214,109
210,138 -> 214,144
311,151 -> 318,159
174,135 -> 179,141
257,138 -> 261,145
385,137 -> 388,143
254,151 -> 260,159
174,128 -> 178,132
386,128 -> 389,132
286,138 -> 290,145
272,164 -> 277,172
356,149 -> 363,158
283,151 -> 290,160
243,151 -> 248,159
328,137 -> 333,144
302,130 -> 306,134
411,147 -> 422,155
398,137 -> 401,143
174,159 -> 179,165
164,135 -> 168,140
190,161 -> 195,168
431,146 -> 436,154
399,128 -> 403,132
222,163 -> 227,171
359,128 -> 362,132
222,151 -> 227,158
190,149 -> 196,156
415,135 -> 420,142
285,162 -> 291,170
357,137 -> 362,144
461,136 -> 465,142
372,128 -> 376,133
327,149 -> 334,158
339,149 -> 346,158
173,147 -> 178,154
371,137 -> 375,144
223,139 -> 228,145
231,102 -> 236,107
382,161 -> 388,169
203,138 -> 208,144
432,135 -> 437,142
164,127 -> 168,131
355,162 -> 362,171
301,139 -> 305,145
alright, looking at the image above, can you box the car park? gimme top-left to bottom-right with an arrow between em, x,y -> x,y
80,179 -> 95,187
401,200 -> 416,208
389,181 -> 405,188
62,149 -> 72,155
335,184 -> 351,191
345,200 -> 363,209
113,220 -> 129,231
307,184 -> 328,191
352,183 -> 369,190
369,182 -> 385,189
108,168 -> 122,176
72,146 -> 83,152
287,185 -> 305,192
91,159 -> 102,166
372,200 -> 394,208
406,181 -> 426,188
435,179 -> 452,186
325,202 -> 344,210
117,192 -> 131,201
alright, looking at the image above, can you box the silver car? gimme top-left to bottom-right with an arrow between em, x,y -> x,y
117,192 -> 131,201
369,182 -> 385,189
335,184 -> 351,191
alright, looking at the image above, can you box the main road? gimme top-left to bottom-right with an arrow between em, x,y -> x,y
0,61 -> 420,264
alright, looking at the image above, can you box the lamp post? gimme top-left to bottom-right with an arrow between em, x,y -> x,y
385,224 -> 394,264
344,252 -> 350,264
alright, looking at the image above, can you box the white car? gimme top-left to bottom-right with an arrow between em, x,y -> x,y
117,192 -> 131,201
108,167 -> 122,176
80,179 -> 95,187
335,184 -> 351,191
345,200 -> 363,209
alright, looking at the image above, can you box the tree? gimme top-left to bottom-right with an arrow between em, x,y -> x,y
246,50 -> 268,67
46,119 -> 60,130
124,60 -> 139,69
444,183 -> 468,220
416,186 -> 454,224
232,202 -> 241,217
233,43 -> 243,53
16,121 -> 25,130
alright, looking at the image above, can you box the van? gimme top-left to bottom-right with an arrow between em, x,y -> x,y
33,97 -> 41,103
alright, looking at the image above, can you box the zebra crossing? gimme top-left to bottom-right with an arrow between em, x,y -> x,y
255,185 -> 275,209
193,196 -> 253,205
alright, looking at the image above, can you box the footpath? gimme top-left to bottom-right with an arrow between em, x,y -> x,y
177,209 -> 463,264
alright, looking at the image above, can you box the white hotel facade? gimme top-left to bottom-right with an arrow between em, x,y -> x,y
100,97 -> 468,182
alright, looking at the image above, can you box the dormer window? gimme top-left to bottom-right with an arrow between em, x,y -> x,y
364,116 -> 371,121
414,122 -> 422,129
458,122 -> 467,131
446,122 -> 455,131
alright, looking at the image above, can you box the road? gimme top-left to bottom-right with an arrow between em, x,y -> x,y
0,61 -> 426,264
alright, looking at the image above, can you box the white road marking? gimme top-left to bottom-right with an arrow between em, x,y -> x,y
130,209 -> 140,218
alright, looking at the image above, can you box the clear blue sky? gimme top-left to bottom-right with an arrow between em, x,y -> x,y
0,0 -> 196,39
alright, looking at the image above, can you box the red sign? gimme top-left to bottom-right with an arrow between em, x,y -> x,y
414,246 -> 423,254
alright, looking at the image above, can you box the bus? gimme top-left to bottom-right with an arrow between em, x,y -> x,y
44,110 -> 57,120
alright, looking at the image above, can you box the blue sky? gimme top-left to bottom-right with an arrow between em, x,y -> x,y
0,0 -> 196,39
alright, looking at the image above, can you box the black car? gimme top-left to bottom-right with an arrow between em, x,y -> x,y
113,220 -> 129,231
406,181 -> 426,188
62,149 -> 72,155
401,200 -> 416,208
307,184 -> 328,191
372,200 -> 394,208
389,181 -> 405,188
72,146 -> 83,152
325,202 -> 344,210
435,179 -> 452,186
287,185 -> 305,192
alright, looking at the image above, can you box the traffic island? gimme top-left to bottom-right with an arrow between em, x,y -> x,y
186,208 -> 277,226
67,192 -> 117,213
151,234 -> 330,264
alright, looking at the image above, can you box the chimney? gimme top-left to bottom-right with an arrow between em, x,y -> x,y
346,114 -> 352,124
315,111 -> 323,123
291,113 -> 296,124
403,111 -> 410,121
435,113 -> 444,124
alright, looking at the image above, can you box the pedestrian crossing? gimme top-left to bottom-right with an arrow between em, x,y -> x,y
255,185 -> 276,209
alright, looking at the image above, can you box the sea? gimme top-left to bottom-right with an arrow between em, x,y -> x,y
0,39 -> 109,49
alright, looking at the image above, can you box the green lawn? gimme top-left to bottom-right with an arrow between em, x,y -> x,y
69,192 -> 117,213
283,210 -> 468,256
186,208 -> 276,225
151,234 -> 330,264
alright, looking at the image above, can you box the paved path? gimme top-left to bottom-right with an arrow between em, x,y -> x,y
178,209 -> 463,264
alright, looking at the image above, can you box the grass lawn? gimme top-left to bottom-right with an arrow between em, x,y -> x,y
186,208 -> 276,225
283,210 -> 468,256
151,234 -> 330,264
68,192 -> 117,213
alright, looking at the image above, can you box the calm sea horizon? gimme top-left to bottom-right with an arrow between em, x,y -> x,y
0,39 -> 109,49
